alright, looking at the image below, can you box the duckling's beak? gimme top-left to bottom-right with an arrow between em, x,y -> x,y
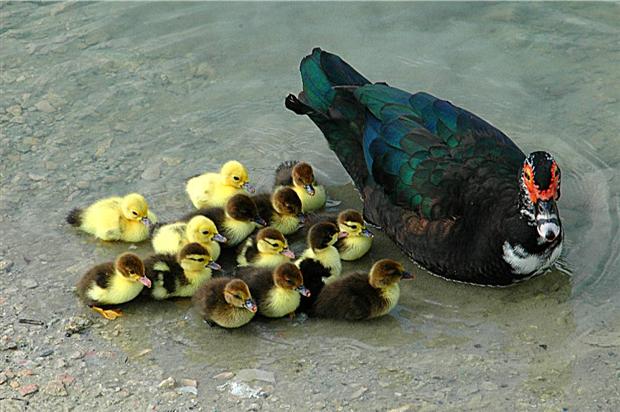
213,233 -> 227,243
401,271 -> 414,280
244,299 -> 258,313
207,261 -> 222,271
338,231 -> 349,239
304,184 -> 315,196
295,285 -> 311,297
242,182 -> 256,194
139,276 -> 152,288
141,217 -> 152,227
253,216 -> 267,226
297,214 -> 306,223
361,228 -> 374,238
280,248 -> 295,259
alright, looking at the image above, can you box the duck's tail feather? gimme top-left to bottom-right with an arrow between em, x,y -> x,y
66,208 -> 82,227
286,48 -> 371,190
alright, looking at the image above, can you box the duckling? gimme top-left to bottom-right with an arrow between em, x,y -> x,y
295,222 -> 345,284
183,194 -> 266,247
237,227 -> 295,269
186,160 -> 256,209
252,187 -> 304,235
151,215 -> 227,260
332,209 -> 374,260
312,259 -> 413,320
193,278 -> 257,328
76,252 -> 152,320
274,161 -> 326,212
144,243 -> 221,300
66,193 -> 157,242
236,263 -> 310,318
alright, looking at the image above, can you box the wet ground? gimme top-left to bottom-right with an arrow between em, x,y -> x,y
1,2 -> 619,411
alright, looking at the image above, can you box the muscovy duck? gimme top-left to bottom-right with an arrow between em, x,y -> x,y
285,48 -> 563,286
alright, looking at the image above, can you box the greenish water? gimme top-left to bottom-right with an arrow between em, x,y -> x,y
1,2 -> 619,410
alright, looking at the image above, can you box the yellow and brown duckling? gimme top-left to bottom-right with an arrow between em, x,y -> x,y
333,209 -> 373,260
67,193 -> 157,242
236,263 -> 310,318
193,278 -> 257,328
143,243 -> 221,300
274,161 -> 326,212
252,187 -> 304,235
237,227 -> 295,269
312,259 -> 413,320
295,221 -> 345,283
151,215 -> 227,260
76,252 -> 152,320
186,160 -> 255,209
184,193 -> 266,247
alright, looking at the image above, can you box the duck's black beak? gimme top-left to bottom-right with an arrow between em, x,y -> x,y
535,199 -> 561,242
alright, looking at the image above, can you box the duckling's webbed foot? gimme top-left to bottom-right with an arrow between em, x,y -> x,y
91,306 -> 123,320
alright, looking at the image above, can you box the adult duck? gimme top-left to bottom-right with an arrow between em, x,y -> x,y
285,48 -> 563,286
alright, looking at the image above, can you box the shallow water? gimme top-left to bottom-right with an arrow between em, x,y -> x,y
1,2 -> 619,410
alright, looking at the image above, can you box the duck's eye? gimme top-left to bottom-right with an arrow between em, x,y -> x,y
132,211 -> 139,216
195,258 -> 205,262
286,279 -> 295,285
233,176 -> 240,181
201,230 -> 209,235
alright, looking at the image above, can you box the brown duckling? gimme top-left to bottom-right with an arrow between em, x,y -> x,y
184,193 -> 266,247
193,278 -> 257,328
237,227 -> 295,269
274,161 -> 326,212
252,187 -> 304,235
312,259 -> 413,320
295,222 -> 345,283
236,263 -> 310,318
144,243 -> 221,300
76,252 -> 152,320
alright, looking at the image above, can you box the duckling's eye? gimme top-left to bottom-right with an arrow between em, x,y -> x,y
286,279 -> 294,285
195,258 -> 205,262
131,211 -> 138,216
235,294 -> 242,299
233,176 -> 240,181
201,230 -> 209,235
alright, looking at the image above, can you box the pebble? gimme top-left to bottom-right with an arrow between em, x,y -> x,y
213,371 -> 235,380
18,383 -> 38,396
158,376 -> 176,388
0,259 -> 14,273
28,173 -> 45,181
180,378 -> 197,387
348,386 -> 368,399
235,369 -> 275,384
177,386 -> 198,395
69,351 -> 84,360
387,405 -> 414,412
38,349 -> 54,358
7,105 -> 22,117
141,162 -> 161,181
42,380 -> 67,397
35,100 -> 55,113
21,279 -> 39,289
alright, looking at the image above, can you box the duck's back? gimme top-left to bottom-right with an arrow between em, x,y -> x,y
313,272 -> 379,320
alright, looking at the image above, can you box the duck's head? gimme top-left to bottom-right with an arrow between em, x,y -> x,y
272,263 -> 310,297
115,253 -> 151,288
187,216 -> 227,244
178,243 -> 221,272
272,187 -> 303,217
121,193 -> 152,226
255,228 -> 295,258
337,209 -> 373,238
519,151 -> 562,243
226,194 -> 266,226
308,222 -> 345,251
292,162 -> 317,196
223,279 -> 257,312
368,259 -> 413,289
221,160 -> 255,193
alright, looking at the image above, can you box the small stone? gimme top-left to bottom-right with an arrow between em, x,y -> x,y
76,181 -> 89,189
246,403 -> 260,411
9,380 -> 20,389
177,386 -> 198,395
0,374 -> 6,385
18,383 -> 38,396
53,359 -> 67,369
213,372 -> 234,380
180,379 -> 197,387
95,138 -> 113,156
21,279 -> 38,289
38,349 -> 54,357
42,380 -> 67,397
35,100 -> 55,113
69,351 -> 84,360
388,405 -> 414,412
236,369 -> 275,384
481,381 -> 498,391
28,173 -> 45,182
158,376 -> 176,388
7,105 -> 22,117
58,374 -> 75,386
141,162 -> 161,181
64,316 -> 92,336
0,259 -> 14,273
348,386 -> 368,399
112,123 -> 129,133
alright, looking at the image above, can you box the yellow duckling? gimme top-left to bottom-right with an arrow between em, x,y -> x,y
253,187 -> 304,235
183,194 -> 266,247
186,160 -> 256,209
312,259 -> 413,320
237,227 -> 295,269
193,278 -> 257,328
66,193 -> 157,242
151,215 -> 227,260
76,252 -> 152,320
295,222 -> 345,284
333,209 -> 374,261
143,243 -> 221,300
236,263 -> 310,318
274,161 -> 326,212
